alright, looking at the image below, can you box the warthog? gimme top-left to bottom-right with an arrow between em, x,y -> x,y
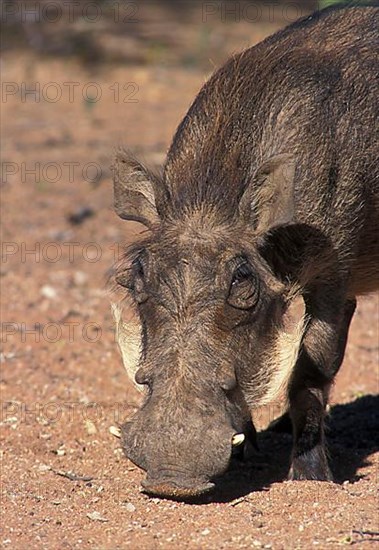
111,5 -> 378,499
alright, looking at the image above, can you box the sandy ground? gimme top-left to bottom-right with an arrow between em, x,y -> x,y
1,9 -> 379,549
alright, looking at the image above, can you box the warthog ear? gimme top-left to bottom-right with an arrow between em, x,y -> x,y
242,154 -> 334,284
258,222 -> 334,286
112,149 -> 159,228
240,154 -> 296,232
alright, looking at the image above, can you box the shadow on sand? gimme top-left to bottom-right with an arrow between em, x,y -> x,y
208,394 -> 379,503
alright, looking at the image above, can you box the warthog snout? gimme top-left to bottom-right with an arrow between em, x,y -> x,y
121,392 -> 252,499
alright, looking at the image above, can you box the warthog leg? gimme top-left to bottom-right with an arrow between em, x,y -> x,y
288,290 -> 356,481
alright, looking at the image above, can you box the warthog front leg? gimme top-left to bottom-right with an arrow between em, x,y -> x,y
288,291 -> 356,481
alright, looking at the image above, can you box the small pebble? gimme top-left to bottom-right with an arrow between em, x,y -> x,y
85,420 -> 97,435
87,511 -> 108,522
40,285 -> 57,299
74,271 -> 88,286
38,464 -> 51,472
124,503 -> 136,513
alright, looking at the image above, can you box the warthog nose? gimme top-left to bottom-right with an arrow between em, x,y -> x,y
141,476 -> 215,500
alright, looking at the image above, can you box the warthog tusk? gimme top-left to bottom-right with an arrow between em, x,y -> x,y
109,426 -> 121,439
232,433 -> 245,447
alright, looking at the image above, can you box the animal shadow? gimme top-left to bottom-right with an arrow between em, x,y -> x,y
210,394 -> 379,503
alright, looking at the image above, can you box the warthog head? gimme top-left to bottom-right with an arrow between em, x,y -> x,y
111,149 -> 305,499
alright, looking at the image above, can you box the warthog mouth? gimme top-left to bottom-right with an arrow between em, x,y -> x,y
141,476 -> 215,499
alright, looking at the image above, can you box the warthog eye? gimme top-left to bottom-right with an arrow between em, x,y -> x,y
131,257 -> 148,303
228,258 -> 259,310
